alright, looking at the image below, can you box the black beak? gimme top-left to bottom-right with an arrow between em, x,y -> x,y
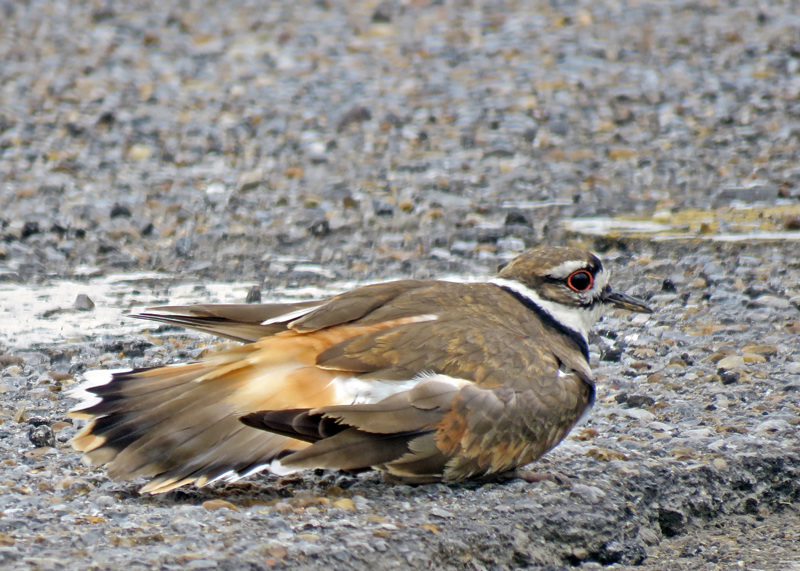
602,289 -> 653,314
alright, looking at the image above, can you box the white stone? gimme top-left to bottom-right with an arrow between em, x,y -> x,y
625,408 -> 655,422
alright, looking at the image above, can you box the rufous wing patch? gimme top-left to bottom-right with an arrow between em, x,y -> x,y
434,406 -> 468,456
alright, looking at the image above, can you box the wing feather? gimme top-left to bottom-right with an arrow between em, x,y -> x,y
135,302 -> 323,342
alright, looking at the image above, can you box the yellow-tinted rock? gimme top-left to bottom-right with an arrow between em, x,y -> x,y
633,347 -> 657,359
332,498 -> 356,511
742,344 -> 778,356
587,448 -> 628,461
609,147 -> 637,160
128,144 -> 153,161
717,355 -> 746,369
669,447 -> 697,459
651,210 -> 672,223
51,421 -> 72,433
290,496 -> 329,508
202,499 -> 238,512
266,545 -> 287,559
325,485 -> 346,497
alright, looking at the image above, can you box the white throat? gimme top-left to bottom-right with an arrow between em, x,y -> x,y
489,278 -> 607,343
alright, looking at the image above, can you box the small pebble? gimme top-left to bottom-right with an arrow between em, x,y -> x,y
245,286 -> 261,303
332,498 -> 355,511
73,294 -> 95,311
28,425 -> 55,448
717,355 -> 746,369
719,370 -> 741,385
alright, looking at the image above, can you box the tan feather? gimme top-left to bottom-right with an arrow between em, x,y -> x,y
70,317 -> 434,492
135,302 -> 322,342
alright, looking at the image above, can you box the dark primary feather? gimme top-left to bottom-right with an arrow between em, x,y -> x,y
240,409 -> 347,443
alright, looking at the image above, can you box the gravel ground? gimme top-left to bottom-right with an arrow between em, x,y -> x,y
1,0 -> 800,569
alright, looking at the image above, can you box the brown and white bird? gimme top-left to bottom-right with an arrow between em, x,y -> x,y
69,246 -> 651,494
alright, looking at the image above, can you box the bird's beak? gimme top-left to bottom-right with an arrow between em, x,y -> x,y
602,289 -> 653,314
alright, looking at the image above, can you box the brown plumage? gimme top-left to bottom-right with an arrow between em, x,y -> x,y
69,247 -> 652,493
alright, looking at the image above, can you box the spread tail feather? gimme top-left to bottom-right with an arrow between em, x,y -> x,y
69,341 -> 343,493
71,316 -> 446,493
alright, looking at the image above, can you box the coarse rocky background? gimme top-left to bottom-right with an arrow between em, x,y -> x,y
1,0 -> 799,569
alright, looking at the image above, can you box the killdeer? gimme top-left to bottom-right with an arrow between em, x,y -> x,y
70,246 -> 651,494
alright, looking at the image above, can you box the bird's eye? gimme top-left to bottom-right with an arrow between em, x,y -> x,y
567,270 -> 594,292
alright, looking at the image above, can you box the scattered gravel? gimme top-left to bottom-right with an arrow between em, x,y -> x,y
1,0 -> 800,570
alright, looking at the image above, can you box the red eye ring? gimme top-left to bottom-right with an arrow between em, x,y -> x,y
567,270 -> 594,292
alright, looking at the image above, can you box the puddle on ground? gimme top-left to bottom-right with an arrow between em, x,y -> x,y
565,201 -> 800,242
0,272 -> 363,350
1,269 -> 492,350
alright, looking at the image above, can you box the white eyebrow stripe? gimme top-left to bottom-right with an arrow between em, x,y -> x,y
547,259 -> 592,279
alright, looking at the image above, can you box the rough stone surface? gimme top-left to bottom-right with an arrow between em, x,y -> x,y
1,1 -> 800,570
